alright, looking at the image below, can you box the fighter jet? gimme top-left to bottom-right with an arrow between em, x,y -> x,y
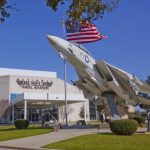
47,35 -> 150,119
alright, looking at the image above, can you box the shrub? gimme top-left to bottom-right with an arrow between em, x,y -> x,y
24,120 -> 30,128
14,119 -> 30,129
105,118 -> 111,123
128,113 -> 135,119
134,116 -> 145,125
77,120 -> 86,125
141,112 -> 147,117
109,119 -> 138,135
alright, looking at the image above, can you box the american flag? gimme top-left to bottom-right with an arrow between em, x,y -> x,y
65,20 -> 107,43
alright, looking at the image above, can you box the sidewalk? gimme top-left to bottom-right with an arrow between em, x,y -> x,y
0,128 -> 107,150
0,127 -> 147,150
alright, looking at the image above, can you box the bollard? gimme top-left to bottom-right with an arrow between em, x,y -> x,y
53,125 -> 60,132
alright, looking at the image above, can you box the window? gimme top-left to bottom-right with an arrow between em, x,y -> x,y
10,93 -> 21,100
89,100 -> 97,120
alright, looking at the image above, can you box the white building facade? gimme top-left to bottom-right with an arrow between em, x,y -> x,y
0,68 -> 90,124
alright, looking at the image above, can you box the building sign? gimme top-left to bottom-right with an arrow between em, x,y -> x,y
16,79 -> 53,90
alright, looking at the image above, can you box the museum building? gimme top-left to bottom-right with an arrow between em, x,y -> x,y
0,68 -> 92,124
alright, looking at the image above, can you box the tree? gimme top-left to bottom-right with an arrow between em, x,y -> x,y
46,0 -> 119,22
79,106 -> 87,118
0,0 -> 119,22
146,76 -> 150,84
59,105 -> 74,122
79,106 -> 84,118
0,0 -> 10,22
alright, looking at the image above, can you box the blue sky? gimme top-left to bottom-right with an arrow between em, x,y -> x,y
0,0 -> 150,82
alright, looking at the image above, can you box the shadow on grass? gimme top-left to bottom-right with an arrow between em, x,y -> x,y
0,128 -> 16,131
97,132 -> 142,136
0,126 -> 49,132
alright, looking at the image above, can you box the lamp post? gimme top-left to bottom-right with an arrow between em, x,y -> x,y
59,54 -> 68,126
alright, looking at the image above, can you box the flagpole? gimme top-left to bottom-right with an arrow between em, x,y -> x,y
62,18 -> 68,126
64,59 -> 68,126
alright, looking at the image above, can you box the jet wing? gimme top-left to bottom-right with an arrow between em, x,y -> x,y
74,70 -> 100,100
96,60 -> 150,105
106,62 -> 150,94
105,61 -> 134,81
96,60 -> 136,104
73,79 -> 97,100
139,82 -> 150,93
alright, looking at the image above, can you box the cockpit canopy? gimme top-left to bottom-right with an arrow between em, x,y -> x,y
71,42 -> 92,56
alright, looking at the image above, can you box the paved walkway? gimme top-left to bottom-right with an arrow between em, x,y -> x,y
0,128 -> 147,150
0,128 -> 108,150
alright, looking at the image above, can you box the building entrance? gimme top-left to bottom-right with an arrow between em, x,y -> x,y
28,109 -> 39,122
43,107 -> 58,122
14,106 -> 59,123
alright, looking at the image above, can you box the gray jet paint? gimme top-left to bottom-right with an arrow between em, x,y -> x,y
47,35 -> 150,119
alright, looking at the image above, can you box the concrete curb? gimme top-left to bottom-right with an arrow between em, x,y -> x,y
0,145 -> 48,150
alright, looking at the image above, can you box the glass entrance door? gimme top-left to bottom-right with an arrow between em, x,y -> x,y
29,109 -> 39,122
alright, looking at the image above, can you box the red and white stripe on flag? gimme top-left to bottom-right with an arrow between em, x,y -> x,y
66,22 -> 107,43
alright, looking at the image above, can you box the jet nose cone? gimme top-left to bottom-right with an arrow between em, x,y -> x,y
47,35 -> 57,46
47,35 -> 69,58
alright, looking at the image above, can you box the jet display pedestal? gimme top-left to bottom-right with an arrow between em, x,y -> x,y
103,93 -> 128,120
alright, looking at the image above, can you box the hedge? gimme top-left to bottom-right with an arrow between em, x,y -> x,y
134,116 -> 146,125
14,119 -> 30,129
109,119 -> 138,135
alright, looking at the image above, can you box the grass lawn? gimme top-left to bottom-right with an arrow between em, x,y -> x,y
0,125 -> 52,141
86,120 -> 100,126
44,133 -> 150,150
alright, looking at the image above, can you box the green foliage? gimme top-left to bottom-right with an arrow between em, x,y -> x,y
146,75 -> 150,84
67,0 -> 106,21
46,0 -> 65,11
141,112 -> 147,117
0,0 -> 10,22
14,119 -> 30,129
77,120 -> 86,125
128,112 -> 135,119
79,106 -> 84,118
46,0 -> 120,22
1,0 -> 119,23
109,119 -> 138,135
134,116 -> 146,124
97,105 -> 105,112
87,120 -> 100,126
24,119 -> 30,128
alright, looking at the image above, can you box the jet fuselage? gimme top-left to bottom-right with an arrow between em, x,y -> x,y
47,35 -> 107,96
47,35 -> 150,107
